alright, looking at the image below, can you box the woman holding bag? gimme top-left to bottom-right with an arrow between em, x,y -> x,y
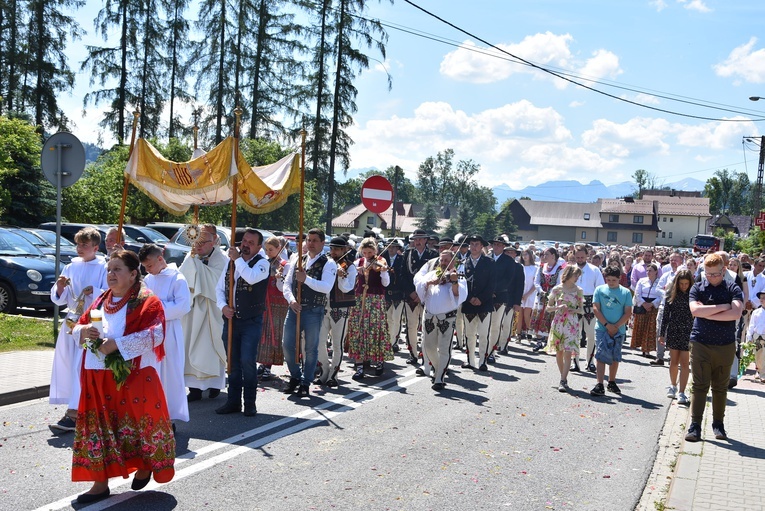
631,263 -> 661,358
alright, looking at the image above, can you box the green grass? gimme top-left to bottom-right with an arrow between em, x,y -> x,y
0,314 -> 56,352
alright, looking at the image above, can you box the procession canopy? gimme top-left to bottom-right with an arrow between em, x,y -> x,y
125,137 -> 301,215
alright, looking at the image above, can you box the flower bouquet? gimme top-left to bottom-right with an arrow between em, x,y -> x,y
739,341 -> 756,378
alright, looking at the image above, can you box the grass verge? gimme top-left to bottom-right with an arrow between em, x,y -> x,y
0,314 -> 56,352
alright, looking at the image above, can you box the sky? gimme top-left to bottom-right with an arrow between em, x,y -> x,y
57,0 -> 765,191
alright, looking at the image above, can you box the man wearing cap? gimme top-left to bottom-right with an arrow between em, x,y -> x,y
427,235 -> 439,252
315,236 -> 358,387
488,235 -> 524,361
383,238 -> 405,353
460,234 -> 495,371
414,250 -> 468,391
400,229 -> 439,364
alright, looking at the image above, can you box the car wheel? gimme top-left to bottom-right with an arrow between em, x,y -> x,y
0,281 -> 16,314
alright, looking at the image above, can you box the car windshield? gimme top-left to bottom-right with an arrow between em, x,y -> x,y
31,229 -> 75,247
139,227 -> 169,243
0,229 -> 44,256
10,228 -> 46,246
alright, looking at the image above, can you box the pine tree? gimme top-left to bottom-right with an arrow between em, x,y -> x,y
160,0 -> 192,140
134,0 -> 167,139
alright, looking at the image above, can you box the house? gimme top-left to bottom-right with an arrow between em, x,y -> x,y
331,202 -> 451,237
507,200 -> 602,243
642,194 -> 712,247
599,198 -> 660,246
706,214 -> 752,237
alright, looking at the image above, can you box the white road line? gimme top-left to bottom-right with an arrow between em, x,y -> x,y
34,370 -> 421,511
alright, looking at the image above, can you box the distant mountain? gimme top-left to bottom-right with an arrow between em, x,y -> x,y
492,177 -> 706,206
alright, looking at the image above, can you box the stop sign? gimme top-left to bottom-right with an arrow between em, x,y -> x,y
361,175 -> 393,214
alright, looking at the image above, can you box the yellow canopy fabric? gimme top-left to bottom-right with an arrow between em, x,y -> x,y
125,137 -> 300,215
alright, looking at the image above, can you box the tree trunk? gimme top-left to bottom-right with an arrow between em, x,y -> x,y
326,0 -> 346,234
249,0 -> 268,139
215,0 -> 226,144
168,3 -> 180,140
118,0 -> 129,142
311,0 -> 330,182
33,0 -> 45,129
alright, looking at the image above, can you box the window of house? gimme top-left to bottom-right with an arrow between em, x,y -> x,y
632,233 -> 643,243
669,232 -> 673,238
661,232 -> 666,238
581,231 -> 587,239
608,214 -> 619,223
607,231 -> 617,242
634,215 -> 644,224
367,216 -> 376,226
584,213 -> 590,220
670,218 -> 673,222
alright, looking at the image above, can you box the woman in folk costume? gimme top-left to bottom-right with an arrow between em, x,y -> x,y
531,247 -> 566,351
631,263 -> 661,358
345,237 -> 393,380
257,236 -> 290,381
71,250 -> 174,504
49,227 -> 108,434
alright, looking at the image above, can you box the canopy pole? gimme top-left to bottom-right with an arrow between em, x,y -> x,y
117,110 -> 140,246
295,128 -> 307,363
226,106 -> 243,373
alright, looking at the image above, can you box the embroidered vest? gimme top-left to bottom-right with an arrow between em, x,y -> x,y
292,254 -> 329,307
224,254 -> 267,320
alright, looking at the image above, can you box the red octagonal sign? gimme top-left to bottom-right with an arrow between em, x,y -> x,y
361,175 -> 393,214
756,211 -> 765,230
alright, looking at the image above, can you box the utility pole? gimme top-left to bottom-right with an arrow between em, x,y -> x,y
756,136 -> 765,215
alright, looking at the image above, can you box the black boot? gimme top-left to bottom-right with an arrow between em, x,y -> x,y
243,387 -> 257,417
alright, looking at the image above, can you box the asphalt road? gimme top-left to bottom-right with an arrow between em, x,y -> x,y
0,339 -> 671,511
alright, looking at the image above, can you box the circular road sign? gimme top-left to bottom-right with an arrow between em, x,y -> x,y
41,132 -> 86,188
361,175 -> 393,214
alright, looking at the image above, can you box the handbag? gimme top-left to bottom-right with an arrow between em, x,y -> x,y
633,295 -> 654,315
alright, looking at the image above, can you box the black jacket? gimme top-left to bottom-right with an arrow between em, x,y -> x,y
399,247 -> 438,297
462,254 -> 495,314
492,253 -> 524,307
383,251 -> 406,302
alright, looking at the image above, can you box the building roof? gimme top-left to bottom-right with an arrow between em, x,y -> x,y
331,203 -> 450,234
599,198 -> 655,215
642,194 -> 711,217
707,214 -> 752,235
517,200 -> 602,228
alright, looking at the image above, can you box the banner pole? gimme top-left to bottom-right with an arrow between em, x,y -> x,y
227,106 -> 243,373
295,128 -> 307,363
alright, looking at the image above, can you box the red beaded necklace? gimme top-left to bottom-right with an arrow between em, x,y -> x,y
103,283 -> 137,314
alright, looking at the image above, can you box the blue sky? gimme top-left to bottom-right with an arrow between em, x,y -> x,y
59,0 -> 765,190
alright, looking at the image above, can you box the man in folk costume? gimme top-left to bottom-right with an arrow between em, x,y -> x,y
215,228 -> 269,416
316,236 -> 358,387
139,244 -> 192,425
179,224 -> 227,401
460,234 -> 495,372
572,243 -> 606,373
415,249 -> 468,391
399,229 -> 438,365
49,227 -> 107,434
451,234 -> 470,351
488,236 -> 524,361
282,228 -> 337,397
383,238 -> 406,353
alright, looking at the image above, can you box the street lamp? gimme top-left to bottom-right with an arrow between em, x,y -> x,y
750,96 -> 763,101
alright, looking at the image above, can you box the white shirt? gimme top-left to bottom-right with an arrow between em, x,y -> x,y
414,268 -> 467,315
215,253 -> 270,310
746,306 -> 765,341
576,262 -> 605,295
634,277 -> 661,307
334,261 -> 358,294
283,252 -> 337,304
745,270 -> 765,309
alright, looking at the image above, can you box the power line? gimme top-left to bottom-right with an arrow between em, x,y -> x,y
400,0 -> 765,123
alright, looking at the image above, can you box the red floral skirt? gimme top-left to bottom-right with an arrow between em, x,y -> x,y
72,366 -> 175,483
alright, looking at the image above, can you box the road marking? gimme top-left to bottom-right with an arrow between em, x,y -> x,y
34,369 -> 422,511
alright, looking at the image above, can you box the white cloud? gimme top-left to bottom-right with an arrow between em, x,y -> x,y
569,101 -> 585,108
439,33 -> 622,88
713,37 -> 765,84
582,117 -> 674,158
347,100 -> 621,187
678,0 -> 712,13
650,0 -> 668,11
673,118 -> 753,150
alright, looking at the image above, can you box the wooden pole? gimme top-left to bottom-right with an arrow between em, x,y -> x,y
117,110 -> 140,245
295,128 -> 307,363
193,123 -> 200,225
226,106 -> 243,373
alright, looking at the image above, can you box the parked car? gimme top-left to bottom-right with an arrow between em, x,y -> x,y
162,226 -> 232,266
37,223 -> 143,255
4,227 -> 78,264
122,224 -> 170,246
145,222 -> 187,239
0,227 -> 62,313
233,227 -> 277,246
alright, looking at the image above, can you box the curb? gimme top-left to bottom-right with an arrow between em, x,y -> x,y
0,385 -> 50,407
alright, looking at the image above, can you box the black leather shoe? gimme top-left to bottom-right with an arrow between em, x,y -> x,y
352,367 -> 365,381
461,363 -> 476,370
405,356 -> 419,365
415,367 -> 426,376
187,388 -> 202,402
374,363 -> 384,376
243,404 -> 257,417
282,378 -> 301,394
296,384 -> 310,397
77,488 -> 110,503
208,388 -> 221,399
131,474 -> 151,490
487,355 -> 496,364
326,377 -> 338,388
215,401 -> 241,414
432,382 -> 445,391
478,363 -> 488,372
587,363 -> 597,373
391,342 -> 400,352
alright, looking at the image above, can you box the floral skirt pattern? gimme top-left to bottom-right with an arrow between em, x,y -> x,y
72,366 -> 175,483
631,308 -> 658,352
346,294 -> 393,362
530,298 -> 554,335
258,296 -> 288,366
545,310 -> 582,355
